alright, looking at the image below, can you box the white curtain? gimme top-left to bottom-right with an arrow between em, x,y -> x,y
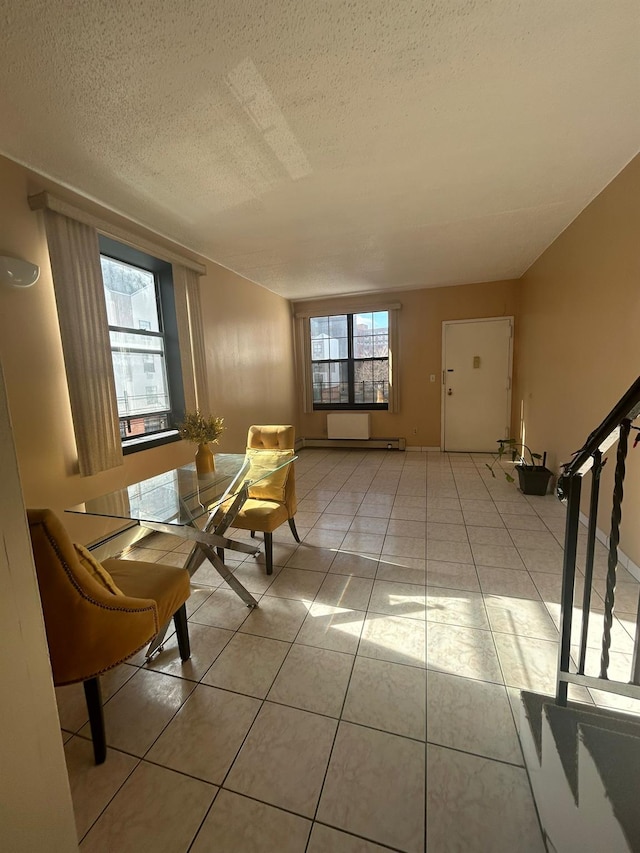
173,264 -> 210,414
43,210 -> 123,476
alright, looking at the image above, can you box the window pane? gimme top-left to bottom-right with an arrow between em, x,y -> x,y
101,256 -> 159,332
112,351 -> 170,417
110,330 -> 163,352
353,311 -> 388,357
311,361 -> 349,404
310,315 -> 348,359
354,360 -> 388,404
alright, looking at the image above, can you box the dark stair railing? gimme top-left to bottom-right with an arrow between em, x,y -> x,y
556,376 -> 640,706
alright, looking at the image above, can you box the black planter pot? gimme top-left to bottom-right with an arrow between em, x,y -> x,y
516,465 -> 553,496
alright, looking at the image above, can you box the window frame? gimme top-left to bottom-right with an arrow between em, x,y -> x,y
99,235 -> 185,454
309,311 -> 390,411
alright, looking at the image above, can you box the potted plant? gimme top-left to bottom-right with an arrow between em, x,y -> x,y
486,438 -> 553,495
178,411 -> 225,475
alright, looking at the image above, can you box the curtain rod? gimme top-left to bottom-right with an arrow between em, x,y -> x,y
28,191 -> 207,276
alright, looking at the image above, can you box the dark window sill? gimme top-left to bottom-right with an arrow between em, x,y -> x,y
122,430 -> 181,455
313,404 -> 389,412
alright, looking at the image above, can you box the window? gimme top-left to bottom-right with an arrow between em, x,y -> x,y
99,236 -> 185,447
310,311 -> 389,409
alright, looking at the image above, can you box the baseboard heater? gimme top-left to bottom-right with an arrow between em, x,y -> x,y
304,414 -> 405,450
301,437 -> 406,450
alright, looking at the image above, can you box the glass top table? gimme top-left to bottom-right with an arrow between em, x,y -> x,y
67,453 -> 252,527
67,452 -> 297,655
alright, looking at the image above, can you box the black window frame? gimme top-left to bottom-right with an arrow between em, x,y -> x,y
99,235 -> 185,454
310,311 -> 390,411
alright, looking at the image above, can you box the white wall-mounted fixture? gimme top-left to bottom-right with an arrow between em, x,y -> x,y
0,256 -> 41,287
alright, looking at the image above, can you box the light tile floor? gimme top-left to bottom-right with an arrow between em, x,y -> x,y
57,449 -> 640,851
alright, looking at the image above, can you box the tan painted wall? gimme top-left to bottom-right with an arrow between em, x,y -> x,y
516,154 -> 640,565
293,280 -> 519,447
0,155 -> 296,543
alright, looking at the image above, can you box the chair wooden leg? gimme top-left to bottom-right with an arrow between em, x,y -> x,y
288,517 -> 301,543
217,547 -> 225,563
173,604 -> 191,661
264,532 -> 273,575
250,531 -> 256,538
83,677 -> 106,765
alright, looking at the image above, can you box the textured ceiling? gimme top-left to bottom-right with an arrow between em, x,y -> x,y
0,1 -> 638,300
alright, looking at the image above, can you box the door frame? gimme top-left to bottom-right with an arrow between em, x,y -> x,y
440,316 -> 514,452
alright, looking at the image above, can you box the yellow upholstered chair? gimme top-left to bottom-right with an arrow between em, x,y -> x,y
27,508 -> 191,764
227,425 -> 300,575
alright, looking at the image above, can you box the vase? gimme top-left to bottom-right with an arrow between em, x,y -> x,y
195,442 -> 215,475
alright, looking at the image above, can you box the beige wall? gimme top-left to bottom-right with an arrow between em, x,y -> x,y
293,280 -> 519,447
0,155 -> 297,543
516,154 -> 640,565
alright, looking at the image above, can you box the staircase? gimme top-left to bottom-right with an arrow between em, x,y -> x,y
518,376 -> 640,853
519,692 -> 640,852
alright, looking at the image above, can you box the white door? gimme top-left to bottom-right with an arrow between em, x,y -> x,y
442,317 -> 513,452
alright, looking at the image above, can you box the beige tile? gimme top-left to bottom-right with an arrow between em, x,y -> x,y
80,761 -> 215,853
79,668 -> 195,756
509,529 -> 562,551
64,737 -> 138,841
426,621 -> 503,684
303,528 -> 347,549
239,594 -> 310,641
268,644 -> 354,716
296,602 -> 366,654
230,561 -> 282,594
426,744 -> 545,852
484,594 -> 559,641
426,586 -> 489,629
341,531 -> 385,554
191,790 -> 311,853
318,722 -> 425,852
329,551 -> 379,578
477,566 -> 541,600
493,633 -> 562,693
307,824 -> 390,852
518,547 -> 565,573
315,573 -> 373,610
343,656 -> 426,739
147,684 -> 261,783
359,613 -> 426,668
386,518 -> 426,539
185,586 -> 214,618
427,522 -> 469,542
225,702 -> 337,817
375,555 -> 426,585
466,526 -> 513,546
392,505 -> 429,522
188,587 -> 255,631
368,579 -> 426,620
348,515 -> 388,534
201,632 -> 290,698
264,566 -> 326,601
426,539 -> 474,564
381,534 -> 426,560
463,511 -> 506,528
254,541 -> 299,569
286,544 -> 337,572
144,622 -> 234,681
426,559 -> 479,592
471,543 -> 526,570
426,670 -> 522,764
56,663 -> 138,732
314,513 -> 354,532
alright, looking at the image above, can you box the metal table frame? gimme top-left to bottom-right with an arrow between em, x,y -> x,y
67,453 -> 296,657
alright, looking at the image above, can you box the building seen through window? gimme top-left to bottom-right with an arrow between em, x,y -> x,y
100,237 -> 184,444
310,311 -> 389,409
